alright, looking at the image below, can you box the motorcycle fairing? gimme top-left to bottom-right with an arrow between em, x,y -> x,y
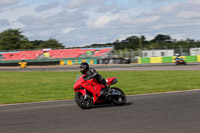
106,77 -> 117,85
74,75 -> 118,104
74,75 -> 103,103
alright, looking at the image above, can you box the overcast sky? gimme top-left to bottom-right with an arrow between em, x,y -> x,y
0,0 -> 200,47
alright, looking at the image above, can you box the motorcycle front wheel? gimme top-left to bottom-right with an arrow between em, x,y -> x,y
75,91 -> 93,109
111,87 -> 126,106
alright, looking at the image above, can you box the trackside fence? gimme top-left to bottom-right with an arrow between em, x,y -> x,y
138,55 -> 200,64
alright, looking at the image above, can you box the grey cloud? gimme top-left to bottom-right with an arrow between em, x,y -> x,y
18,10 -> 88,29
18,9 -> 89,44
55,28 -> 117,47
91,0 -> 200,41
13,0 -> 200,47
95,2 -> 124,13
66,0 -> 106,9
136,1 -> 200,38
138,0 -> 172,2
35,2 -> 60,12
0,19 -> 10,27
0,0 -> 22,8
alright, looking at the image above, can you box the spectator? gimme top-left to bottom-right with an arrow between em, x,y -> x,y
43,51 -> 50,58
18,60 -> 27,69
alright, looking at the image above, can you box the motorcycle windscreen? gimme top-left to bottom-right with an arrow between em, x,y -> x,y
74,75 -> 86,91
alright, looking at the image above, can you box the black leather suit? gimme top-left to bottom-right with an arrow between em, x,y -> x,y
83,68 -> 107,86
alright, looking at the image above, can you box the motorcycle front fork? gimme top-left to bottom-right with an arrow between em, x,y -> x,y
84,94 -> 87,99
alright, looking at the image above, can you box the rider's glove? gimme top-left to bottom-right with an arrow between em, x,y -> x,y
105,84 -> 112,93
83,76 -> 88,81
106,84 -> 110,88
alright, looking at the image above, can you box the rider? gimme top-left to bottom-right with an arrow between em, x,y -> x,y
174,53 -> 183,61
79,62 -> 111,93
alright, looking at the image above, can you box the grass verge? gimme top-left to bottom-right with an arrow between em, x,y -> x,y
0,71 -> 200,104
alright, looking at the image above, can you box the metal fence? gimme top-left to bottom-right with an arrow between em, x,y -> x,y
109,47 -> 200,63
1,47 -> 200,63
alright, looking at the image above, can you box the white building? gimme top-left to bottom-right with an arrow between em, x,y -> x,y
142,49 -> 175,57
190,48 -> 200,56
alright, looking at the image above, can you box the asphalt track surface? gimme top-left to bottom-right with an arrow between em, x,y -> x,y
0,62 -> 200,71
1,63 -> 200,133
1,90 -> 200,133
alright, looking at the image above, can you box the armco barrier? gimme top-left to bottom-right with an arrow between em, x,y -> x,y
0,61 -> 60,66
138,55 -> 200,64
140,57 -> 150,64
150,57 -> 162,63
97,58 -> 130,64
61,58 -> 131,65
0,57 -> 130,66
0,57 -> 99,66
162,57 -> 172,63
198,55 -> 200,62
185,56 -> 197,62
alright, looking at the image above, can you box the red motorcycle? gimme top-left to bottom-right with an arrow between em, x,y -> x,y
74,74 -> 126,109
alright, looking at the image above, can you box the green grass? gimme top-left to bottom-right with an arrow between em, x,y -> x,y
0,71 -> 200,104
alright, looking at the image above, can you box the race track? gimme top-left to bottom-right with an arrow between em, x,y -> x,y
0,62 -> 200,71
1,90 -> 200,133
0,63 -> 200,133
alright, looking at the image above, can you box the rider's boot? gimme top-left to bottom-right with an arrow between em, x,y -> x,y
107,86 -> 112,93
100,87 -> 111,97
105,85 -> 112,96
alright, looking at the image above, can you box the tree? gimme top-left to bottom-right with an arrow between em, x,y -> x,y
0,29 -> 33,50
37,38 -> 64,49
151,34 -> 172,42
30,40 -> 44,48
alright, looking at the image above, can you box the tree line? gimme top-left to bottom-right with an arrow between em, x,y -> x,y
88,34 -> 200,50
0,29 -> 64,51
0,29 -> 200,51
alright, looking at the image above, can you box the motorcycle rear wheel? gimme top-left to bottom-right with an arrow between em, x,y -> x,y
75,92 -> 93,109
111,87 -> 126,106
176,61 -> 180,65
